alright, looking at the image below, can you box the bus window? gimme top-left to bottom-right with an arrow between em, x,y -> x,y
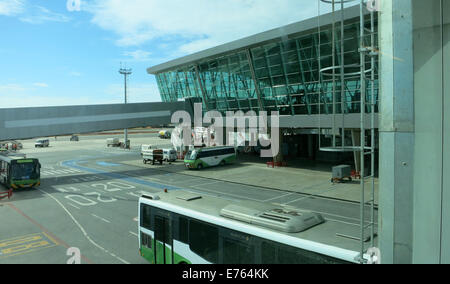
278,245 -> 301,264
178,217 -> 189,243
261,241 -> 277,264
189,220 -> 219,263
277,244 -> 348,264
141,232 -> 152,249
222,238 -> 255,264
140,204 -> 152,230
155,216 -> 171,244
11,162 -> 38,180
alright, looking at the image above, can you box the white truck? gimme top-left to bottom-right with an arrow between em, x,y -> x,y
106,138 -> 120,147
141,145 -> 163,165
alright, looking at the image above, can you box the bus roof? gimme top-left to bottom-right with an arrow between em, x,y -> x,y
140,190 -> 373,263
0,155 -> 32,163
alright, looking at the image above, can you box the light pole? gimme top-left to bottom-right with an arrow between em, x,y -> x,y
119,67 -> 132,149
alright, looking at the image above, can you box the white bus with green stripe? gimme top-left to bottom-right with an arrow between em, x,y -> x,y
138,191 -> 365,264
184,146 -> 236,170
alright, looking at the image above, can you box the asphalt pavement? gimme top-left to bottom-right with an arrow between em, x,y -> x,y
0,134 -> 377,264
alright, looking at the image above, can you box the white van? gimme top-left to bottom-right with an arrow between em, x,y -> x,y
35,139 -> 50,148
141,145 -> 152,153
163,149 -> 177,162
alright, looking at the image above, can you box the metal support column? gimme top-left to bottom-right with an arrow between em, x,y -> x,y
246,49 -> 264,111
195,65 -> 209,111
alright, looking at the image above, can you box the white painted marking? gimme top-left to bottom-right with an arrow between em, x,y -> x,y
126,192 -> 141,198
39,189 -> 130,264
190,181 -> 222,187
129,231 -> 138,237
67,203 -> 81,210
263,193 -> 295,202
189,185 -> 265,202
65,195 -> 97,206
91,214 -> 111,224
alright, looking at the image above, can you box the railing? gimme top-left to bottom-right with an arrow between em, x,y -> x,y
0,189 -> 13,200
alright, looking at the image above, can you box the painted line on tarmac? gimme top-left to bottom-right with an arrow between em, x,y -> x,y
188,184 -> 266,203
39,189 -> 130,264
61,160 -> 266,204
0,233 -> 56,259
263,193 -> 295,202
61,160 -> 183,192
6,203 -> 94,264
67,203 -> 81,210
91,214 -> 111,224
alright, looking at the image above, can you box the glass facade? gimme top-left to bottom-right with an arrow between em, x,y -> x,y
154,17 -> 378,116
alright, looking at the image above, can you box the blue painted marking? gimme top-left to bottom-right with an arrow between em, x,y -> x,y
96,161 -> 121,167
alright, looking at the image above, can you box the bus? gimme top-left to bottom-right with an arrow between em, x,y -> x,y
138,191 -> 365,264
184,146 -> 236,170
0,155 -> 41,189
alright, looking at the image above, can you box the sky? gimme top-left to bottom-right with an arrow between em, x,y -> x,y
0,0 -> 334,108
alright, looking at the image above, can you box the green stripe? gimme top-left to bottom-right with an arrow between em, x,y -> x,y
141,241 -> 192,264
16,160 -> 33,164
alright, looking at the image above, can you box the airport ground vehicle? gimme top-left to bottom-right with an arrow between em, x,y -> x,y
184,146 -> 236,170
106,138 -> 120,147
0,141 -> 23,150
0,154 -> 41,189
159,130 -> 171,139
35,139 -> 50,148
138,191 -> 356,264
163,149 -> 177,162
142,149 -> 164,165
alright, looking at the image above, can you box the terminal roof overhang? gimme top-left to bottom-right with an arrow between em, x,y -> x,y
147,5 -> 364,75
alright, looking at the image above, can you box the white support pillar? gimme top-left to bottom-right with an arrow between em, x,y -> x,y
412,0 -> 450,264
378,0 -> 414,264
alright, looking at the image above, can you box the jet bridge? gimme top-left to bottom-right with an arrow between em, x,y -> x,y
0,100 -> 196,141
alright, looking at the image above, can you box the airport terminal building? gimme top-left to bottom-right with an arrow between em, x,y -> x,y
147,5 -> 378,164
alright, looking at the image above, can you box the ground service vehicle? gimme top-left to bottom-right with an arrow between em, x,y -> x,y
106,138 -> 120,147
184,146 -> 236,170
0,141 -> 23,150
141,145 -> 152,152
138,191 -> 359,264
35,139 -> 50,148
163,149 -> 177,162
159,130 -> 171,139
0,155 -> 41,189
142,149 -> 164,165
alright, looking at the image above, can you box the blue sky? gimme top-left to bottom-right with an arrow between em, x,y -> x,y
0,0 -> 332,108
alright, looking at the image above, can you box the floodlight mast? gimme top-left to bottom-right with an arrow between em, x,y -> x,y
119,67 -> 132,149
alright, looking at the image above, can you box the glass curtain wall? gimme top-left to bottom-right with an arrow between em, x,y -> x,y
155,17 -> 379,116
